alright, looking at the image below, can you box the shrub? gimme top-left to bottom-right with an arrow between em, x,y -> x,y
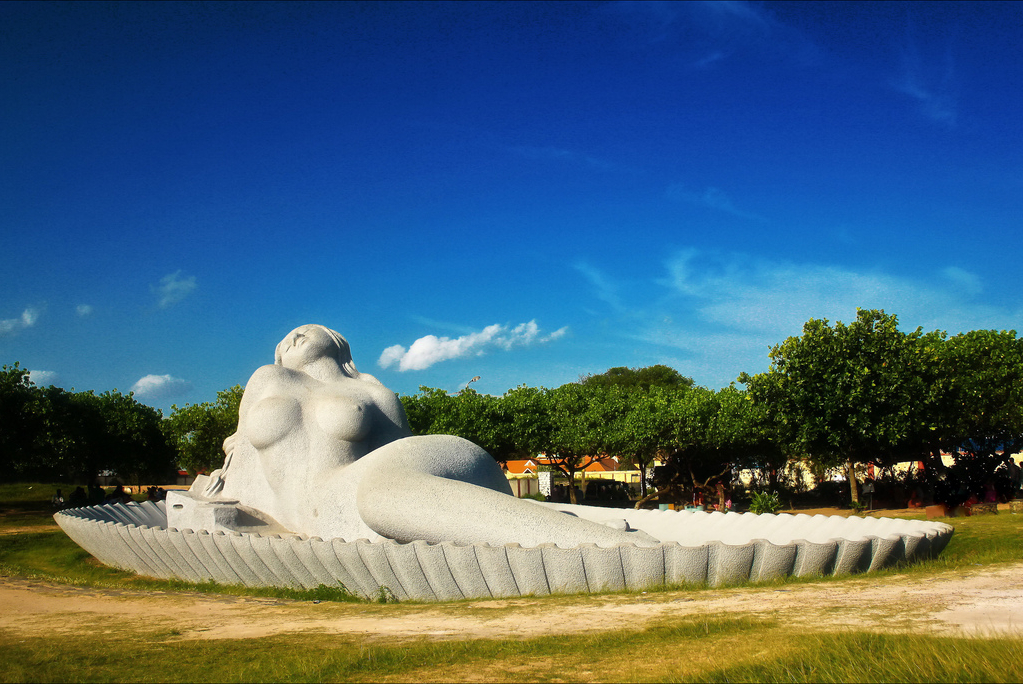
749,490 -> 783,514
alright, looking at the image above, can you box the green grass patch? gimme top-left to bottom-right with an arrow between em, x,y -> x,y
0,482 -> 70,505
688,631 -> 1023,683
0,616 -> 773,683
4,616 -> 1020,683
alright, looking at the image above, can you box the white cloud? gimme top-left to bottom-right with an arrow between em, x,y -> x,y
574,262 -> 625,312
666,183 -> 767,222
941,266 -> 982,296
660,250 -> 1010,337
29,370 -> 59,386
0,307 -> 41,337
509,145 -> 614,171
892,26 -> 958,127
130,374 -> 192,400
585,249 -> 1022,388
379,321 -> 569,372
76,304 -> 94,317
154,271 -> 197,308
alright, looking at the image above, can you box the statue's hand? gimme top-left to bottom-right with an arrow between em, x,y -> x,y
628,529 -> 661,546
599,518 -> 660,546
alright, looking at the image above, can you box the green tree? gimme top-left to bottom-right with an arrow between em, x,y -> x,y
163,385 -> 244,475
400,386 -> 515,462
94,390 -> 175,486
636,385 -> 779,508
1,364 -> 175,483
920,329 -> 1023,504
0,363 -> 42,477
540,383 -> 620,504
579,364 -> 694,392
935,329 -> 1023,459
741,309 -> 932,505
602,385 -> 677,497
578,366 -> 696,498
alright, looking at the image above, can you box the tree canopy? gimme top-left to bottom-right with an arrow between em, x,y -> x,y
579,365 -> 694,392
0,364 -> 174,484
162,385 -> 245,476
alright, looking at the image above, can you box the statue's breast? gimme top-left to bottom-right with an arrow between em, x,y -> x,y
246,396 -> 303,449
313,392 -> 372,444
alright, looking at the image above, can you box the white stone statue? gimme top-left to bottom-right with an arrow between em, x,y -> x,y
168,324 -> 657,549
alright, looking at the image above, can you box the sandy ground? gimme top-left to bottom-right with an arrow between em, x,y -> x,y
2,562 -> 1022,643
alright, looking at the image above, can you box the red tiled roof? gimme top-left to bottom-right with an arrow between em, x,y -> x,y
502,455 -> 620,474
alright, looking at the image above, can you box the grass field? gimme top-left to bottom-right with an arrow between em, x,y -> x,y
2,482 -> 1023,683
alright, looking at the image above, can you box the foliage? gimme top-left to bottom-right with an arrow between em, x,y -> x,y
748,490 -> 783,514
400,386 -> 516,461
578,364 -> 694,392
0,364 -> 174,484
602,386 -> 677,497
0,363 -> 39,476
162,385 -> 244,475
919,329 -> 1023,505
642,385 -> 781,508
741,309 -> 935,504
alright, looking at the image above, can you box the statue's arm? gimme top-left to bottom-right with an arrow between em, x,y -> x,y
362,378 -> 413,450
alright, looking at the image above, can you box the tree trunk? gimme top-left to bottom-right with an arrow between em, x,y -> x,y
634,488 -> 663,510
567,471 -> 578,504
847,458 -> 859,504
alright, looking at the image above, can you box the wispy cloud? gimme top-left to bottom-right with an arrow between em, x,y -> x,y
130,374 -> 192,400
574,262 -> 625,312
608,0 -> 813,69
691,50 -> 726,69
76,304 -> 93,317
892,23 -> 958,126
154,271 -> 197,308
579,249 -> 1010,387
29,370 -> 59,386
667,183 -> 767,222
660,250 -> 999,335
611,0 -> 774,42
509,145 -> 614,171
942,266 -> 982,296
0,307 -> 40,337
379,321 -> 568,372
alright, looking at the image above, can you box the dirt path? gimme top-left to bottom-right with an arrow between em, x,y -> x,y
3,563 -> 1022,642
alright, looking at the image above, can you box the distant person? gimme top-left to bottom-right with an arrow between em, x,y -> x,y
68,486 -> 88,508
1005,460 -> 1021,497
88,483 -> 105,505
51,489 -> 65,509
105,485 -> 131,505
907,484 -> 924,509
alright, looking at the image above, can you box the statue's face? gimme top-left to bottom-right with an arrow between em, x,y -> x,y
279,325 -> 336,370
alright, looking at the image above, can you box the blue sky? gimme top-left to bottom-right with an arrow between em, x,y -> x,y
2,1 -> 1021,413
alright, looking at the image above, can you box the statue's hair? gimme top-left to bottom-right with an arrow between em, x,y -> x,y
274,324 -> 360,378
